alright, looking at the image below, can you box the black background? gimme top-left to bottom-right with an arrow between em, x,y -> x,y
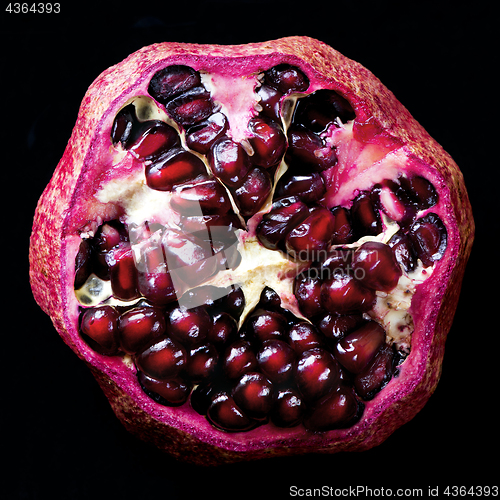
3,1 -> 497,498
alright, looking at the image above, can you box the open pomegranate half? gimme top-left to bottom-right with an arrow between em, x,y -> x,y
29,36 -> 473,464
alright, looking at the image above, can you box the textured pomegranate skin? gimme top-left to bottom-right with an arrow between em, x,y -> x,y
29,36 -> 474,464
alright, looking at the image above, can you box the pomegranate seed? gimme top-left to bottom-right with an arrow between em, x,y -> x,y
316,313 -> 366,342
257,196 -> 310,251
293,89 -> 355,132
232,166 -> 272,218
166,305 -> 211,347
373,179 -> 414,223
145,149 -> 207,191
409,213 -> 447,267
388,230 -> 418,273
209,137 -> 251,187
232,372 -> 274,419
303,387 -> 359,432
354,344 -> 395,400
74,239 -> 92,289
128,121 -> 180,160
206,392 -> 256,432
295,348 -> 340,401
138,371 -> 191,406
400,175 -> 438,210
274,171 -> 326,204
185,343 -> 218,382
148,65 -> 201,103
321,272 -> 376,315
208,311 -> 238,345
293,269 -> 325,317
111,104 -> 136,146
118,306 -> 166,354
286,321 -> 324,353
80,306 -> 119,355
265,64 -> 309,93
190,381 -> 218,415
351,191 -> 382,237
105,243 -> 140,301
92,220 -> 128,280
330,206 -> 354,244
223,340 -> 258,380
257,84 -> 283,121
352,241 -> 402,293
246,308 -> 287,343
271,388 -> 305,428
170,176 -> 232,215
334,321 -> 386,374
286,125 -> 337,171
135,336 -> 187,380
256,339 -> 295,384
248,116 -> 286,168
165,87 -> 215,127
185,112 -> 228,154
179,213 -> 242,239
257,286 -> 282,310
161,230 -> 217,287
285,207 -> 335,261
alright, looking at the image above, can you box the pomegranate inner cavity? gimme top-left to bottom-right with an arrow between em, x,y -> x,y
73,61 -> 448,434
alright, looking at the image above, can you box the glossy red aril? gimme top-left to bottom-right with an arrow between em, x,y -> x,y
31,37 -> 473,464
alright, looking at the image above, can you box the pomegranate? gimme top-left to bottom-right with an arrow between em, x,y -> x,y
29,36 -> 474,464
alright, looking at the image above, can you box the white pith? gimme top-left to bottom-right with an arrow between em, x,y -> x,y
75,70 -> 436,357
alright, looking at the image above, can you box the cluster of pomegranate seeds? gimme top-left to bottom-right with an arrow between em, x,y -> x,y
74,62 -> 449,434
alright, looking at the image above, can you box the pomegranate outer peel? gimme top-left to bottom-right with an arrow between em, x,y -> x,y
29,36 -> 474,464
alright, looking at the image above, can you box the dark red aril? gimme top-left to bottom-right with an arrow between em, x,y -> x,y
138,372 -> 191,407
166,305 -> 211,347
208,311 -> 238,345
257,84 -> 283,121
118,306 -> 166,354
274,170 -> 326,204
74,239 -> 92,289
148,65 -> 201,103
257,286 -> 282,310
92,220 -> 129,280
111,104 -> 136,146
128,121 -> 179,160
388,230 -> 418,273
248,116 -> 287,168
293,89 -> 355,132
264,64 -> 309,93
321,272 -> 376,315
185,112 -> 228,154
80,306 -> 119,355
223,340 -> 258,380
303,387 -> 359,432
208,137 -> 251,187
286,125 -> 337,171
232,372 -> 274,419
206,392 -> 256,432
351,191 -> 382,237
352,241 -> 402,292
246,309 -> 287,343
165,87 -> 215,127
105,243 -> 140,301
145,149 -> 207,191
286,321 -> 324,353
330,206 -> 354,244
295,348 -> 340,401
185,343 -> 218,382
285,207 -> 335,261
135,336 -> 187,380
232,167 -> 272,218
334,321 -> 386,374
271,388 -> 305,428
408,213 -> 447,267
293,269 -> 325,318
256,196 -> 309,251
400,175 -> 439,210
354,344 -> 395,400
316,313 -> 366,342
256,339 -> 295,384
170,176 -> 232,216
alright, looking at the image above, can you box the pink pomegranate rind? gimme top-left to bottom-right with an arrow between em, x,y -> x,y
29,36 -> 474,464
